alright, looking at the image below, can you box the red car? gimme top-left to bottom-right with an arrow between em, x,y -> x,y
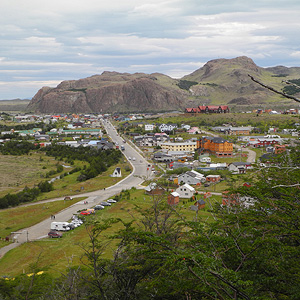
80,210 -> 91,215
48,231 -> 62,238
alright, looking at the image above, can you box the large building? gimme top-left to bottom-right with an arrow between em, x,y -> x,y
160,141 -> 197,152
185,105 -> 229,114
197,136 -> 233,157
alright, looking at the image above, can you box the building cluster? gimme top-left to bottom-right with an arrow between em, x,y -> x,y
185,105 -> 230,114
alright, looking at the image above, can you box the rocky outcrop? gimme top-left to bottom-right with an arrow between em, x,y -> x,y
27,73 -> 184,113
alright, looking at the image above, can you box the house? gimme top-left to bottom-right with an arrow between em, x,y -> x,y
158,123 -> 178,133
229,126 -> 252,135
199,156 -> 211,163
144,182 -> 165,195
187,127 -> 200,134
169,161 -> 192,170
177,170 -> 205,185
228,162 -> 249,174
175,183 -> 195,198
111,167 -> 122,177
153,152 -> 174,162
206,175 -> 221,183
194,199 -> 206,210
167,192 -> 180,205
144,124 -> 155,131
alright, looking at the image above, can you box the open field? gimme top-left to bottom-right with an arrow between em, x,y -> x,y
145,112 -> 298,129
0,150 -> 132,200
0,99 -> 30,112
0,153 -> 59,197
0,188 -> 222,277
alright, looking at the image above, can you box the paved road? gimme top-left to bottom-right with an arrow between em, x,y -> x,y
0,119 -> 151,258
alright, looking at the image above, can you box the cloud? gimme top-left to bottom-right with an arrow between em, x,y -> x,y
1,1 -> 300,98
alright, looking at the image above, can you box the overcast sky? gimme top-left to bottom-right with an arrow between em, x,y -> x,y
1,0 -> 300,99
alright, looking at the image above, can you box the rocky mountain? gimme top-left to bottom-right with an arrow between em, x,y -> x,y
27,72 -> 186,113
27,56 -> 300,113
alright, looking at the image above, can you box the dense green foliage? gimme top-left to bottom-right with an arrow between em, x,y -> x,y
282,79 -> 300,95
0,181 -> 53,209
177,80 -> 198,90
0,141 -> 39,155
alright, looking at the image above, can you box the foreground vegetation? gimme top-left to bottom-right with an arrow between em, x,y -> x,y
0,146 -> 299,299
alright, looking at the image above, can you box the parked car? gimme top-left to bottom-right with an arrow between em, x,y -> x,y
67,223 -> 75,230
70,221 -> 81,228
48,231 -> 62,238
94,205 -> 105,210
80,210 -> 91,215
100,202 -> 111,206
107,199 -> 117,203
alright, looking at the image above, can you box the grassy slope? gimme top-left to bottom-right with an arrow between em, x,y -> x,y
0,188 -> 222,277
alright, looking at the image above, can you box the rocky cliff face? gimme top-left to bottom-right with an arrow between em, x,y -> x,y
27,72 -> 185,113
27,56 -> 300,113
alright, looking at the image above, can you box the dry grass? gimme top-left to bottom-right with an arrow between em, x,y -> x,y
0,152 -> 58,197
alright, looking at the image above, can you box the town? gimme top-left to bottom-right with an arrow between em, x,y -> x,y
0,108 -> 299,299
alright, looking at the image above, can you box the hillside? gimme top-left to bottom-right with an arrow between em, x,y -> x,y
27,56 -> 300,113
182,56 -> 300,107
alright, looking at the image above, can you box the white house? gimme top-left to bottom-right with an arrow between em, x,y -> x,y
111,167 -> 122,177
159,123 -> 177,132
175,183 -> 195,198
145,124 -> 155,131
228,162 -> 249,174
177,170 -> 205,185
200,156 -> 211,163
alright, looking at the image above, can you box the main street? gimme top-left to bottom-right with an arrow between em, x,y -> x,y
0,119 -> 151,258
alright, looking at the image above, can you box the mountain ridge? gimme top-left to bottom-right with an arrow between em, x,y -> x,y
27,56 -> 300,113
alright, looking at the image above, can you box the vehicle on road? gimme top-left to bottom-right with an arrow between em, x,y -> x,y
107,199 -> 117,203
121,145 -> 125,151
48,231 -> 62,238
94,205 -> 105,210
128,156 -> 131,160
100,201 -> 111,206
132,157 -> 136,161
50,222 -> 71,231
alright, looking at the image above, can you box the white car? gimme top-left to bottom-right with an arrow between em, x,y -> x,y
128,156 -> 131,160
107,199 -> 117,203
132,157 -> 136,161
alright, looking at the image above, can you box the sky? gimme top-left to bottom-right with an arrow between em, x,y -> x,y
1,0 -> 300,99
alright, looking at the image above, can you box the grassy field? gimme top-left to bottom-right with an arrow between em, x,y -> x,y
0,152 -> 59,197
0,150 -> 132,200
0,188 -> 222,277
144,112 -> 298,129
